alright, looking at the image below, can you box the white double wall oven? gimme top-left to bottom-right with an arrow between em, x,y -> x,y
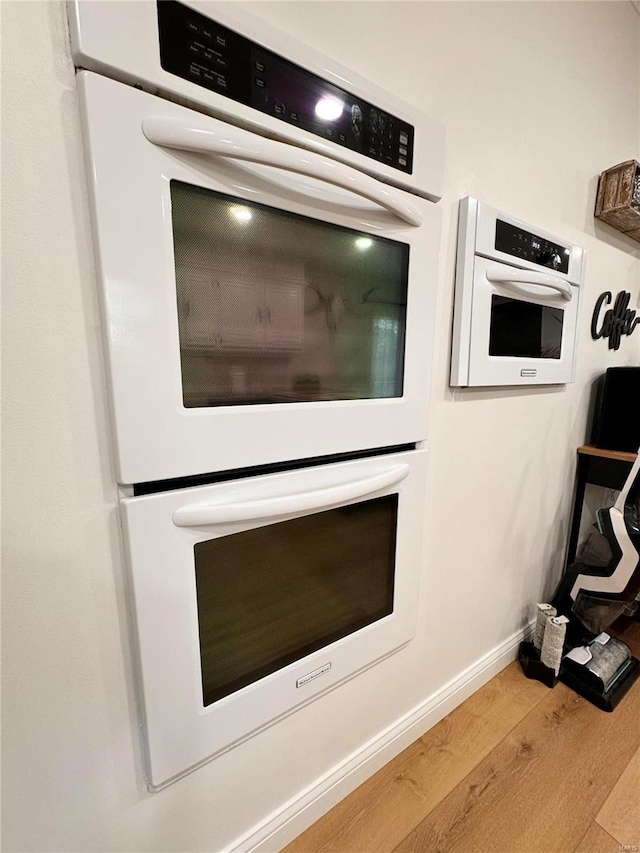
73,0 -> 444,789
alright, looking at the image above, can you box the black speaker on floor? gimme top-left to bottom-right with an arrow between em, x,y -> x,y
590,367 -> 640,453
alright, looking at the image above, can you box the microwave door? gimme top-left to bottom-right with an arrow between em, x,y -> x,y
79,71 -> 441,484
467,258 -> 579,387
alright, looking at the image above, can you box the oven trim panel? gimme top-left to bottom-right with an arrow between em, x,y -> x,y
120,448 -> 428,790
68,0 -> 444,201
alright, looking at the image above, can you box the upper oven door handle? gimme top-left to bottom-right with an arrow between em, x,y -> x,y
172,464 -> 410,527
142,116 -> 423,227
486,266 -> 573,301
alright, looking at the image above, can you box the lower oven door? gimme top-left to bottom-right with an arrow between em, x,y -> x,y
120,448 -> 427,789
467,257 -> 580,386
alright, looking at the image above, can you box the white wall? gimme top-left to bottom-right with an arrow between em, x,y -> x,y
2,2 -> 639,851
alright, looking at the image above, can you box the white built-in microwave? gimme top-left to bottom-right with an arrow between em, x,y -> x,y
71,0 -> 445,487
450,198 -> 585,387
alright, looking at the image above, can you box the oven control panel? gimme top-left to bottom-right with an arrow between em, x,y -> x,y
157,0 -> 415,174
495,219 -> 570,274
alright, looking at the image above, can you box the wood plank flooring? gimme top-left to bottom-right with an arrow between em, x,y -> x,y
573,823 -> 620,853
595,744 -> 640,848
284,621 -> 640,853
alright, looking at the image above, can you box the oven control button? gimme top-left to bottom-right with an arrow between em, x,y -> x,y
204,47 -> 224,64
351,104 -> 363,139
539,250 -> 562,269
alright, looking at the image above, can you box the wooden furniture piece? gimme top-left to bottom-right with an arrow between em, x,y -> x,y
565,445 -> 638,568
595,160 -> 640,243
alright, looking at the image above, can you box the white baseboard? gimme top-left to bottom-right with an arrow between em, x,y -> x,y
230,623 -> 533,853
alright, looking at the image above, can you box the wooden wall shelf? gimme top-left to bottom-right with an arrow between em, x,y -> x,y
577,444 -> 638,464
595,160 -> 640,243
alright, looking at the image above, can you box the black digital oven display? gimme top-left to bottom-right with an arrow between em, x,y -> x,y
495,219 -> 570,274
157,0 -> 415,174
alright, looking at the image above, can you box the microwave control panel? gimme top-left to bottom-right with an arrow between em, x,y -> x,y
495,219 -> 570,274
157,0 -> 415,174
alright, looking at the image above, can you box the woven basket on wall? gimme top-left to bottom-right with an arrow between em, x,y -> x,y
595,160 -> 640,243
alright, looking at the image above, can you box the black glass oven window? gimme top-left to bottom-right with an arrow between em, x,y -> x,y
489,296 -> 563,359
194,494 -> 397,706
171,181 -> 410,407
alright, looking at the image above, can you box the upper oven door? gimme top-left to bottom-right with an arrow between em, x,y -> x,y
466,257 -> 580,387
79,72 -> 441,485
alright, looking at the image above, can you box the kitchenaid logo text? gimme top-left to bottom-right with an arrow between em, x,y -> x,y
296,663 -> 331,688
591,290 -> 639,350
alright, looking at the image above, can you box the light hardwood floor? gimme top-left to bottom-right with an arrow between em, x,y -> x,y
284,621 -> 640,853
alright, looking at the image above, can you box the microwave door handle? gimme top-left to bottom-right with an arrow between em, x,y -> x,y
142,116 -> 422,227
486,266 -> 573,301
172,464 -> 410,527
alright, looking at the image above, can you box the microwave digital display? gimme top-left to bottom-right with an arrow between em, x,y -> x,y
157,0 -> 414,174
495,219 -> 570,274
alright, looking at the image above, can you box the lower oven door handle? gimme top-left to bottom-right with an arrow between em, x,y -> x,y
172,464 -> 410,527
486,267 -> 573,301
142,116 -> 422,228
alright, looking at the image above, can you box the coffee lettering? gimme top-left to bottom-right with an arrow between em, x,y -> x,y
591,290 -> 639,350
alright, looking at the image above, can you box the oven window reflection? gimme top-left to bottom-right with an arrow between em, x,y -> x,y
194,495 -> 397,706
489,295 -> 563,359
171,181 -> 409,406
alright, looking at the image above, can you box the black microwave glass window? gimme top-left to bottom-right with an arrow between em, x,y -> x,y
194,494 -> 398,706
489,295 -> 563,359
170,180 -> 410,407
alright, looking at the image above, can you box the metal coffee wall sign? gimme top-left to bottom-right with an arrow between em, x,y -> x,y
591,290 -> 639,350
